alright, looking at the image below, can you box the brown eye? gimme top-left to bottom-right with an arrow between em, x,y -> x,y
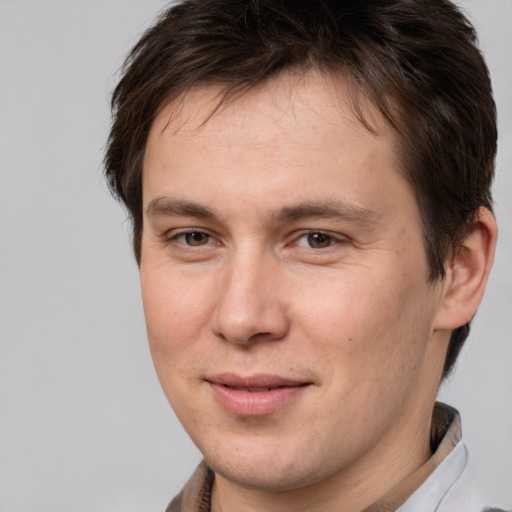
307,232 -> 333,248
184,232 -> 210,246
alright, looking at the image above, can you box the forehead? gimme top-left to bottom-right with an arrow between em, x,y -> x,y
143,71 -> 411,220
144,71 -> 398,185
148,70 -> 394,150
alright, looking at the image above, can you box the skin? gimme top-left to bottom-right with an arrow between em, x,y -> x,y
140,72 -> 496,512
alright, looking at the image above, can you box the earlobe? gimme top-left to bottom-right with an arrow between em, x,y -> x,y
434,207 -> 497,330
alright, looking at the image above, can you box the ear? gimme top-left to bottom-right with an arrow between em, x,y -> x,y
434,207 -> 497,330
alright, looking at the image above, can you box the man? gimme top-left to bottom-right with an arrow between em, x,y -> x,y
104,1 -> 507,511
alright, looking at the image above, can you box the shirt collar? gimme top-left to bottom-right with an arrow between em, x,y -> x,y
362,402 -> 461,512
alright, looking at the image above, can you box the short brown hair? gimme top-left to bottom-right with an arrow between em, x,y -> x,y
105,0 -> 497,377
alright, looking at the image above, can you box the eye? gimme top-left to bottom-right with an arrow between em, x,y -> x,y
296,232 -> 338,249
177,231 -> 212,246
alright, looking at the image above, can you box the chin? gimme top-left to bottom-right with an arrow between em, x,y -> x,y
209,460 -> 321,492
201,438 -> 336,492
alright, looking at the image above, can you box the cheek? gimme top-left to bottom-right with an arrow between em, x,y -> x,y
140,267 -> 212,375
295,268 -> 433,381
141,270 -> 216,428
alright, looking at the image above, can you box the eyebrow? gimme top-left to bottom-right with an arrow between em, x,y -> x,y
146,197 -> 216,219
269,199 -> 380,227
145,197 -> 380,227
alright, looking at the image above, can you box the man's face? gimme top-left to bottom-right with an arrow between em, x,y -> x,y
141,73 -> 448,492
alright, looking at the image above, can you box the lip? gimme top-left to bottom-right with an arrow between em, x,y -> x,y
207,373 -> 311,417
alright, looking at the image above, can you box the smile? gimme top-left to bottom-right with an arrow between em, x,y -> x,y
207,374 -> 311,417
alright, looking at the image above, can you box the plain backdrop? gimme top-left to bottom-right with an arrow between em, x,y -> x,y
1,1 -> 511,511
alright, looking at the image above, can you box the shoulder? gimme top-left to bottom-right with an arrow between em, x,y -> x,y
165,490 -> 183,512
399,441 -> 510,512
437,443 -> 510,512
437,458 -> 510,512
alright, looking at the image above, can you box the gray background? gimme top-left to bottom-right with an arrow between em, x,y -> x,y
0,1 -> 510,511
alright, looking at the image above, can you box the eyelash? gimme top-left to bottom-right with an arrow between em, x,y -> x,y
168,230 -> 217,248
166,229 -> 345,251
293,231 -> 345,249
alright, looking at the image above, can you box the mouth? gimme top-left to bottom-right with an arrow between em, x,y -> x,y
206,374 -> 312,417
223,386 -> 279,392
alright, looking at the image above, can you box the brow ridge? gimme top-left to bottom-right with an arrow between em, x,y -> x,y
146,197 -> 379,228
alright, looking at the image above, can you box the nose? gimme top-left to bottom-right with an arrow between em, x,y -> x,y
211,250 -> 290,345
